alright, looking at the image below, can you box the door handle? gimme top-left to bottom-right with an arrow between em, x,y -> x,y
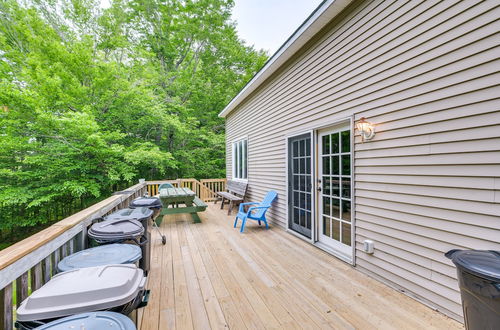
317,187 -> 322,192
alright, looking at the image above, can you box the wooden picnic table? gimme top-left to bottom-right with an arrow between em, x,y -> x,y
158,187 -> 207,223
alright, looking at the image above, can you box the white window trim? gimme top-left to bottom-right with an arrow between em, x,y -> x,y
232,137 -> 248,182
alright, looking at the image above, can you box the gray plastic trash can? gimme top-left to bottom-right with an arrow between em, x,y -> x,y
35,312 -> 136,330
57,244 -> 142,272
104,207 -> 153,272
445,249 -> 500,330
16,264 -> 148,329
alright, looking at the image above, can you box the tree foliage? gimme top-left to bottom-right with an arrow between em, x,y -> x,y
0,0 -> 267,237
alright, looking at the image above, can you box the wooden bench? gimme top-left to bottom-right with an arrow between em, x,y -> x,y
215,180 -> 248,215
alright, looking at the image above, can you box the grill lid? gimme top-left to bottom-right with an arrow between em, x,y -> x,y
104,207 -> 153,222
36,312 -> 136,330
17,264 -> 146,321
57,244 -> 142,272
129,197 -> 162,209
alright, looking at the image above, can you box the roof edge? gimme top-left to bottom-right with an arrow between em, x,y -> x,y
219,0 -> 354,118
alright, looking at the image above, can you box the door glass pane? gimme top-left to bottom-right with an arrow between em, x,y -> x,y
293,208 -> 300,225
341,155 -> 350,176
331,155 -> 339,175
323,197 -> 331,216
341,130 -> 350,153
322,156 -> 329,175
322,135 -> 330,154
323,216 -> 330,237
332,219 -> 340,241
331,177 -> 340,197
341,223 -> 351,245
331,133 -> 340,154
323,177 -> 331,195
342,200 -> 351,222
341,177 -> 350,198
331,198 -> 340,218
300,158 -> 306,174
293,141 -> 299,157
293,159 -> 299,174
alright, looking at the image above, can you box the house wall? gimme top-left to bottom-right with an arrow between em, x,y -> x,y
225,0 -> 500,320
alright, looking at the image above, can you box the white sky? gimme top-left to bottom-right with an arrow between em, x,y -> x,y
232,0 -> 324,54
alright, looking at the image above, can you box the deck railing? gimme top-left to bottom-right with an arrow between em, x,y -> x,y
0,178 -> 225,329
146,178 -> 226,202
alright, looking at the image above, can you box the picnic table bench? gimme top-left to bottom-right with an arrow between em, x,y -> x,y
159,187 -> 207,223
215,180 -> 248,215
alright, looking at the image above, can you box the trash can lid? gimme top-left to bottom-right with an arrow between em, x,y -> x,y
130,197 -> 162,209
36,311 -> 136,330
104,207 -> 153,222
88,218 -> 144,240
17,264 -> 146,322
445,249 -> 500,282
57,244 -> 142,272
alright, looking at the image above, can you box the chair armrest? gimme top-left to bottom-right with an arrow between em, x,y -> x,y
239,202 -> 258,212
247,205 -> 270,215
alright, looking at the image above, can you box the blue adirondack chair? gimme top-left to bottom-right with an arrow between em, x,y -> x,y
234,191 -> 278,233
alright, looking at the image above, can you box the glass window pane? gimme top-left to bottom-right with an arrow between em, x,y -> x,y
293,159 -> 299,174
293,141 -> 299,157
322,196 -> 331,216
331,155 -> 339,175
306,193 -> 311,210
244,140 -> 248,178
300,209 -> 306,226
293,208 -> 300,225
323,216 -> 330,237
299,139 -> 305,157
342,223 -> 351,246
300,175 -> 306,191
341,130 -> 350,153
293,191 -> 299,206
299,193 -> 305,209
322,156 -> 330,175
341,155 -> 350,176
300,158 -> 306,174
323,176 -> 331,195
306,211 -> 311,229
331,177 -> 340,197
305,138 -> 311,156
342,200 -> 351,222
305,175 -> 311,192
293,174 -> 299,190
322,135 -> 330,154
331,198 -> 340,219
305,157 -> 311,174
332,219 -> 340,241
341,177 -> 351,199
331,133 -> 339,154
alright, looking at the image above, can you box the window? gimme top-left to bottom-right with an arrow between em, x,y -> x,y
232,139 -> 248,180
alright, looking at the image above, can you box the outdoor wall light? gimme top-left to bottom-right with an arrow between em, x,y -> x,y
356,117 -> 375,141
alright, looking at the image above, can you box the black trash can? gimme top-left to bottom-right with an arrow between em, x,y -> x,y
445,249 -> 500,330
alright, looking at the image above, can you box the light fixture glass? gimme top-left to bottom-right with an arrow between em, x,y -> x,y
356,117 -> 375,141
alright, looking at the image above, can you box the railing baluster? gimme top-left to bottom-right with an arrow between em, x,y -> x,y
31,262 -> 43,291
43,256 -> 51,284
52,249 -> 60,275
0,283 -> 13,330
16,272 -> 28,308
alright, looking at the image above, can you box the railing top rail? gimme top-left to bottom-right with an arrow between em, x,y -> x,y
0,183 -> 146,272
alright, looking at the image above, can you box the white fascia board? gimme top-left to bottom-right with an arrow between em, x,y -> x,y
219,0 -> 353,118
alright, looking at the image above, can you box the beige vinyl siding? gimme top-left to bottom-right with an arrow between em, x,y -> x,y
225,0 -> 500,321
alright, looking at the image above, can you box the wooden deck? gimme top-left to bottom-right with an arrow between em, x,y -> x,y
139,204 -> 462,330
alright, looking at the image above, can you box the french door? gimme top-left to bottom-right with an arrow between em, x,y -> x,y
287,133 -> 312,238
317,125 -> 353,258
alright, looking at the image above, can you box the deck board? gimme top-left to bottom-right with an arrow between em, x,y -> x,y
140,204 -> 462,330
